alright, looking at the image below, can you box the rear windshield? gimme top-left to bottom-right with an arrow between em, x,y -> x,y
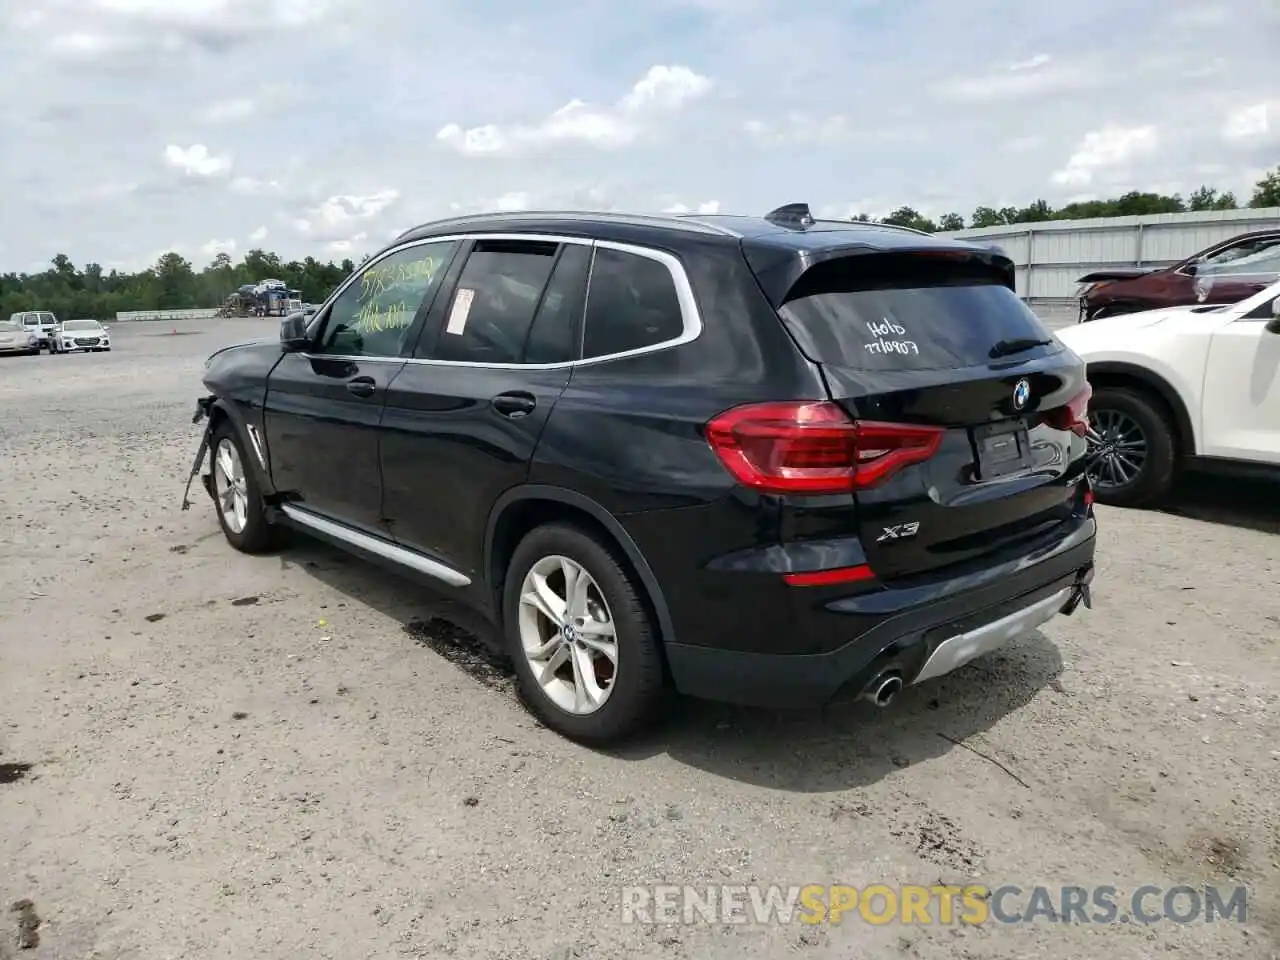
778,253 -> 1060,372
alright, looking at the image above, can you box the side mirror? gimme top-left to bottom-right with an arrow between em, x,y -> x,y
280,313 -> 311,351
303,305 -> 318,316
1183,263 -> 1198,276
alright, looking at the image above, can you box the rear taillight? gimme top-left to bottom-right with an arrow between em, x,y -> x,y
1044,383 -> 1093,437
704,401 -> 944,495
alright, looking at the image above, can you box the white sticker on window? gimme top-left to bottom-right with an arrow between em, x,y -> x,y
445,287 -> 475,335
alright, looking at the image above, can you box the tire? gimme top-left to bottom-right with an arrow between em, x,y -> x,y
503,523 -> 667,744
208,420 -> 278,553
1087,386 -> 1177,508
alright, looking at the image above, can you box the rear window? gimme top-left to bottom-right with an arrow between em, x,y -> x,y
778,254 -> 1060,372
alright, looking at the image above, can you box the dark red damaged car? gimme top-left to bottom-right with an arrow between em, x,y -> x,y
1077,229 -> 1280,322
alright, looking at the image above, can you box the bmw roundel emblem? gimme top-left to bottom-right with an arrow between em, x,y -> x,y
1012,379 -> 1031,411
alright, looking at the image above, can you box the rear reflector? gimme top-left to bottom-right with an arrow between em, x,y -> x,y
1044,383 -> 1093,437
783,564 -> 876,587
704,401 -> 944,495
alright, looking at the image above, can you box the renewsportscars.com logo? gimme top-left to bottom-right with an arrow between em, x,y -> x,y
620,884 -> 1248,927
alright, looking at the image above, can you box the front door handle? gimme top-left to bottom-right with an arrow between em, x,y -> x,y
492,391 -> 536,418
346,376 -> 377,398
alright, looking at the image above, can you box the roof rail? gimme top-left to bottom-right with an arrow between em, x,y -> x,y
395,209 -> 738,241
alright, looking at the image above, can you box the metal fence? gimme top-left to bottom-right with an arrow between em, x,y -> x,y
937,207 -> 1280,303
114,308 -> 221,322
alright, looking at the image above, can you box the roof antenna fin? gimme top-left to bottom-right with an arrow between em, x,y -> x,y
764,203 -> 815,228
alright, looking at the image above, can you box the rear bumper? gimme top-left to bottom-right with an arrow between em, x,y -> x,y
664,518 -> 1096,709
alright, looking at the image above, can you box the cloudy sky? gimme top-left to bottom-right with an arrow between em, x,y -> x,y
1,0 -> 1276,272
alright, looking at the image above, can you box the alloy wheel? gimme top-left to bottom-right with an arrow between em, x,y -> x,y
1086,409 -> 1149,491
213,438 -> 249,534
517,554 -> 619,715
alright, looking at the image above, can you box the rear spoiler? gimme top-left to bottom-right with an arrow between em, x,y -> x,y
744,241 -> 1017,308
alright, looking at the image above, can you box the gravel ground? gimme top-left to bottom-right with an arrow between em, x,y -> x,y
0,316 -> 1277,960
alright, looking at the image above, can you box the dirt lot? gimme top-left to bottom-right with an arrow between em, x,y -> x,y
1,316 -> 1277,960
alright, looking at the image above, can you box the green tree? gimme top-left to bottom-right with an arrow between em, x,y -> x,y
153,252 -> 197,309
881,206 -> 938,232
970,206 -> 1004,228
1015,199 -> 1054,222
937,212 -> 965,231
1250,166 -> 1280,208
0,247 -> 356,322
1188,186 -> 1239,211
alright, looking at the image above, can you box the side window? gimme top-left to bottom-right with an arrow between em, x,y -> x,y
1199,237 -> 1280,269
582,247 -> 685,359
522,243 -> 591,364
426,240 -> 559,364
315,240 -> 458,357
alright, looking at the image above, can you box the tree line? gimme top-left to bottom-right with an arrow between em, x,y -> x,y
873,165 -> 1280,234
0,249 -> 357,324
3,166 -> 1278,322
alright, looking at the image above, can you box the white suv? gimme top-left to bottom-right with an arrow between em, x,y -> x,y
1056,279 -> 1280,506
11,311 -> 57,351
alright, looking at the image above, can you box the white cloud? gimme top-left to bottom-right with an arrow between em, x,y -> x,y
203,98 -> 255,122
229,176 -> 280,194
294,190 -> 400,239
743,114 -> 854,145
249,225 -> 268,242
1051,126 -> 1159,187
436,64 -> 711,156
201,237 -> 236,256
1222,103 -> 1270,141
1007,135 -> 1045,152
489,192 -> 532,212
326,232 -> 368,254
1009,54 -> 1052,71
46,31 -> 137,60
164,143 -> 232,177
663,200 -> 721,214
936,60 -> 1097,102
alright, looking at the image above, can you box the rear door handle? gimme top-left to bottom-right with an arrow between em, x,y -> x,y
492,391 -> 536,418
346,376 -> 377,398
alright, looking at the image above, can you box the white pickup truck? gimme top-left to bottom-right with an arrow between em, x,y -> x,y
10,311 -> 58,351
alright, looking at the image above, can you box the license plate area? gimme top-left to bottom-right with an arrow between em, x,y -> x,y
973,419 -> 1032,479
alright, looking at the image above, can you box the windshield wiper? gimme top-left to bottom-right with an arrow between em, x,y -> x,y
989,337 -> 1054,359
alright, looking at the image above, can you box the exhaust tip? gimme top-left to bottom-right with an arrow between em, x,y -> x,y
863,673 -> 904,708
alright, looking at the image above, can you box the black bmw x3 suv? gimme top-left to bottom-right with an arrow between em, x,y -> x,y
189,203 -> 1097,743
